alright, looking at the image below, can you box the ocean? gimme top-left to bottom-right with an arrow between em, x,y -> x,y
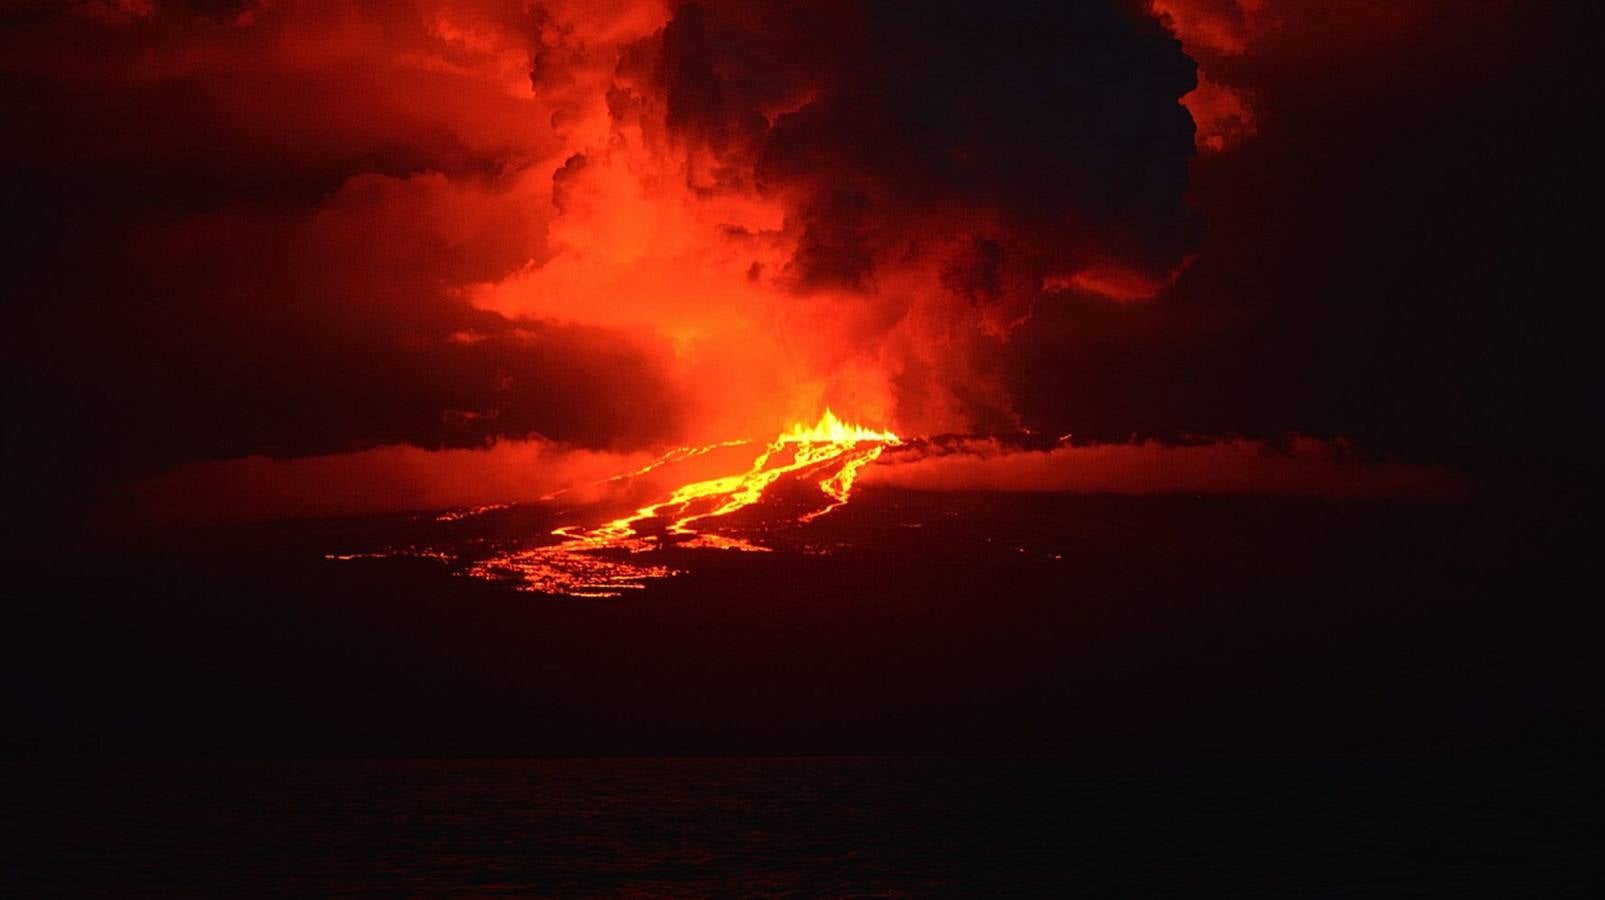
6,755 -> 1595,896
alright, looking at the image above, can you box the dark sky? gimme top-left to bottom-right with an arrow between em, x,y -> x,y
1,0 -> 1594,529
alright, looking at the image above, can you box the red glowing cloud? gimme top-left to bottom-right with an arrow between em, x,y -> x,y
466,0 -> 1205,437
1145,0 -> 1272,154
5,0 -> 1206,466
1149,0 -> 1274,56
1183,72 -> 1257,154
9,0 -> 1530,531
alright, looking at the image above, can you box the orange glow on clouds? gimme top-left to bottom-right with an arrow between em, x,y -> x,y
1048,261 -> 1193,303
7,0 -> 1208,471
1149,0 -> 1271,153
1183,72 -> 1257,154
18,0 -> 1475,534
1150,0 -> 1273,56
447,0 -> 1205,439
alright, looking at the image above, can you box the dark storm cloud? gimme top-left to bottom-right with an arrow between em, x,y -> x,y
1008,1 -> 1592,467
645,0 -> 1202,299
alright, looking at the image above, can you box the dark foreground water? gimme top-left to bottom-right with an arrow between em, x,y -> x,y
5,755 -> 1597,896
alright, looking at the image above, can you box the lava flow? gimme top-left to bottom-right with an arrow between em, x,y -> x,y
464,410 -> 900,597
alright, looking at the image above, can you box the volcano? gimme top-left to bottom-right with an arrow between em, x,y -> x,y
334,410 -> 904,596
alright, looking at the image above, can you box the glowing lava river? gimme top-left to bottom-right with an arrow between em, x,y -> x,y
334,411 -> 902,597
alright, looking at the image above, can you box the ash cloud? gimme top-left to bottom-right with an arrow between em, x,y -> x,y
509,0 -> 1205,434
649,0 -> 1200,273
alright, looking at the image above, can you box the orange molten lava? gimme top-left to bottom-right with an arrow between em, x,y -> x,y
468,410 -> 900,596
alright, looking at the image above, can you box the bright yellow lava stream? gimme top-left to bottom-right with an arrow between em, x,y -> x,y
468,410 -> 900,596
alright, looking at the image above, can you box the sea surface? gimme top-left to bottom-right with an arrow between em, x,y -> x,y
5,755 -> 1596,896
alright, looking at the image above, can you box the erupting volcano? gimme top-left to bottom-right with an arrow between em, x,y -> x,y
348,411 -> 903,597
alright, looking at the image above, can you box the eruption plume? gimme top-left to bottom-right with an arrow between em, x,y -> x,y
476,0 -> 1203,440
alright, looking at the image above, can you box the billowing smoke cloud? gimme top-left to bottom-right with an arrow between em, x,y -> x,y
651,1 -> 1200,286
1149,0 -> 1273,55
478,0 -> 1204,437
1148,1 -> 1479,154
5,1 -> 1203,463
1,0 -> 686,505
1146,0 -> 1271,153
14,0 -> 1553,531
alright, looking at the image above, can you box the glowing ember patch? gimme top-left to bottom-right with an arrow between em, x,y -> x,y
466,546 -> 682,598
434,503 -> 510,523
